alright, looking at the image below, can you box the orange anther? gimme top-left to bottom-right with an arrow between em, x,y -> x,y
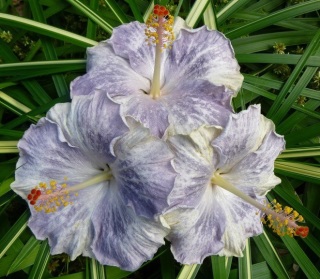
30,200 -> 36,205
27,194 -> 33,200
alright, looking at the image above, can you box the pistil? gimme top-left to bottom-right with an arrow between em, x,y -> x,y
145,5 -> 174,99
27,170 -> 113,213
211,172 -> 309,238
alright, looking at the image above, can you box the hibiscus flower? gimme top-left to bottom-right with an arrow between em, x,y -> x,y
11,92 -> 176,271
163,105 -> 307,264
71,5 -> 243,137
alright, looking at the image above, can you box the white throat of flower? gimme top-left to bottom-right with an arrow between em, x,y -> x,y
211,172 -> 309,238
145,4 -> 174,99
27,170 -> 113,214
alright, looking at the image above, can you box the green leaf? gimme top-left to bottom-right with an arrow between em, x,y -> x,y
0,210 -> 30,259
238,240 -> 252,279
253,231 -> 290,279
211,255 -> 232,279
281,236 -> 320,278
28,241 -> 51,279
266,29 -> 320,123
217,0 -> 252,25
102,0 -> 130,24
226,0 -> 320,39
185,0 -> 210,28
0,177 -> 14,197
0,13 -> 97,47
66,0 -> 113,34
7,236 -> 40,275
278,146 -> 320,159
176,264 -> 200,279
275,161 -> 320,185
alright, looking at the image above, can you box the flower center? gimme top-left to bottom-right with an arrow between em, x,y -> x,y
27,170 -> 113,214
145,4 -> 174,99
211,172 -> 309,238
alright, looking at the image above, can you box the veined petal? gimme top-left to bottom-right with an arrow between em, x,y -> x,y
116,94 -> 169,138
164,27 -> 243,94
167,126 -> 220,208
163,80 -> 233,136
164,186 -> 225,264
70,43 -> 149,98
165,182 -> 263,264
29,182 -> 107,260
109,21 -> 156,81
212,105 -> 278,173
91,180 -> 169,271
111,120 -> 176,218
47,92 -> 128,164
216,192 -> 263,257
221,130 -> 284,196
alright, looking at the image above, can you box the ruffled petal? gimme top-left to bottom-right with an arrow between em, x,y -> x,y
110,21 -> 156,80
220,130 -> 284,196
167,126 -> 220,208
111,120 -> 176,218
163,80 -> 233,136
165,184 -> 263,264
164,27 -> 243,93
115,94 -> 169,138
212,105 -> 278,173
91,180 -> 169,271
164,186 -> 225,264
218,196 -> 264,257
47,92 -> 128,164
71,43 -> 149,97
28,181 -> 108,260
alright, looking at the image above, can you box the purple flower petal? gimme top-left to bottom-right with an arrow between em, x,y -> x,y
167,126 -> 220,208
12,118 -> 108,259
165,186 -> 225,264
164,26 -> 243,93
91,180 -> 169,271
112,120 -> 176,218
212,105 -> 285,196
71,43 -> 149,98
163,80 -> 233,136
47,91 -> 128,164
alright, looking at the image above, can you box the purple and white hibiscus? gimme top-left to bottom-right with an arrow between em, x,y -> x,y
164,105 -> 285,263
71,18 -> 243,137
11,92 -> 176,271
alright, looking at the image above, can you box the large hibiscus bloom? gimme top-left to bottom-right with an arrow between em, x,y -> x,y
164,105 -> 289,263
11,92 -> 176,271
71,14 -> 243,137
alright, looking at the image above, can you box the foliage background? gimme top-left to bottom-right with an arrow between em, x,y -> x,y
0,0 -> 319,278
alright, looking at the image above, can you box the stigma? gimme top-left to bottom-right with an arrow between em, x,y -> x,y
27,180 -> 72,213
211,173 -> 309,238
26,171 -> 113,214
145,4 -> 174,99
